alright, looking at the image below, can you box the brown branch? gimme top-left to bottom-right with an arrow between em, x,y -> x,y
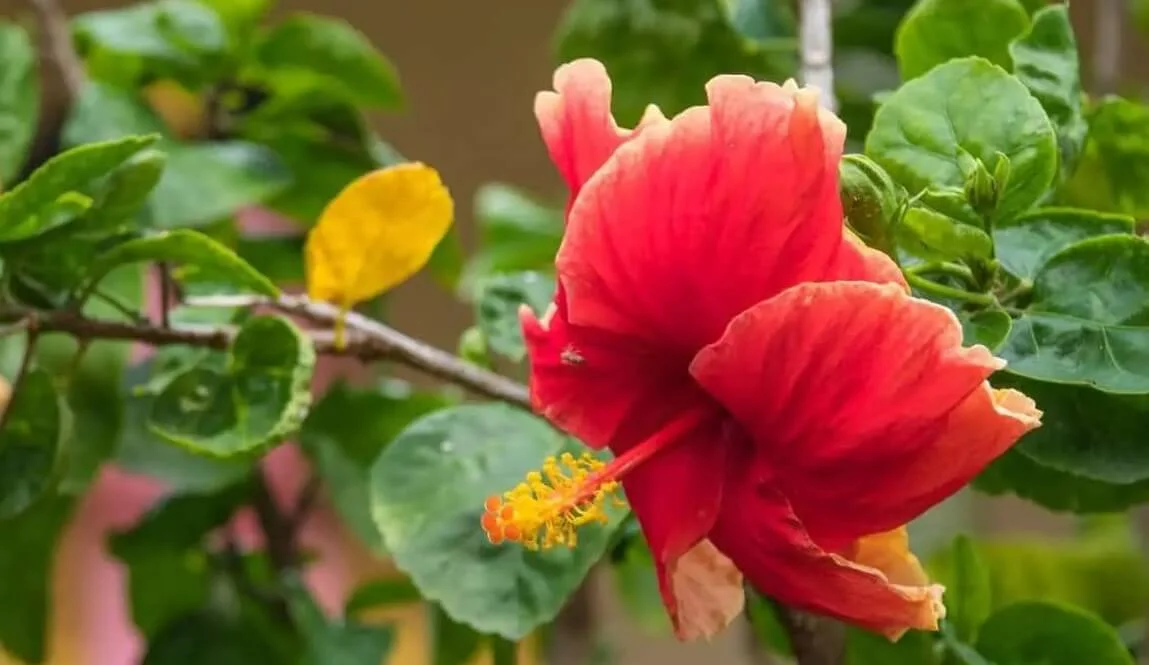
27,0 -> 86,99
11,294 -> 529,407
250,469 -> 297,572
189,294 -> 531,407
777,604 -> 846,665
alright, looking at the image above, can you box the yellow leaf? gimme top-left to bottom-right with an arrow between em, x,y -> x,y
305,163 -> 454,314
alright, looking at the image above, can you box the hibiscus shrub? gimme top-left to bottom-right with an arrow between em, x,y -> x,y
0,0 -> 1146,664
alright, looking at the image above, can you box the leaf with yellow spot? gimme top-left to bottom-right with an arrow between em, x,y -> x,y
305,163 -> 454,344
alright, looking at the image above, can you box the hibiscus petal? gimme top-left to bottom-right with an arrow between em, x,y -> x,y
623,431 -> 733,640
557,75 -> 850,353
846,527 -> 931,589
535,59 -> 666,201
665,538 -> 745,640
691,281 -> 1040,548
523,292 -> 736,636
833,229 -> 908,289
521,285 -> 693,449
708,462 -> 944,639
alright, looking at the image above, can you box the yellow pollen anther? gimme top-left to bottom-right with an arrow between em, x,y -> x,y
481,452 -> 626,550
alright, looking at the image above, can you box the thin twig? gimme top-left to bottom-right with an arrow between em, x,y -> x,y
0,327 -> 38,428
798,0 -> 836,112
6,295 -> 530,407
158,264 -> 174,329
27,0 -> 86,99
188,294 -> 531,406
250,469 -> 297,573
90,289 -> 149,323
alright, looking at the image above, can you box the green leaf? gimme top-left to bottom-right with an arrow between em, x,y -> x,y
255,131 -> 375,225
1059,97 -> 1149,218
196,0 -> 268,47
0,21 -> 38,186
1030,235 -> 1149,324
1,229 -> 111,311
975,601 -> 1134,665
301,379 -> 452,552
939,625 -> 991,665
148,141 -> 291,229
148,315 -> 315,457
846,627 -> 937,665
73,0 -> 228,86
554,0 -> 796,126
721,0 -> 797,42
475,272 -> 556,362
286,576 -> 395,665
0,496 -> 75,663
490,637 -> 518,665
86,149 -> 169,233
0,135 -> 157,242
994,207 -> 1134,280
929,520 -> 1149,626
894,0 -> 1029,80
116,357 -> 252,493
464,184 -> 563,291
1000,314 -> 1149,394
898,197 -> 993,262
975,446 -> 1149,513
947,535 -> 992,643
430,604 -> 485,665
63,83 -> 168,147
1000,235 -> 1149,393
255,13 -> 403,110
141,609 -> 290,665
110,482 -> 250,637
61,86 -> 290,230
344,578 -> 421,618
960,309 -> 1012,350
0,367 -> 66,519
865,57 -> 1057,224
611,537 -> 670,635
114,482 -> 251,556
88,229 -> 279,297
1009,4 -> 1086,181
370,404 -> 624,639
235,235 -> 305,285
153,0 -> 229,57
995,374 -> 1149,484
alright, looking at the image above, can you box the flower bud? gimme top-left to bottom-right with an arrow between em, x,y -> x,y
839,154 -> 906,255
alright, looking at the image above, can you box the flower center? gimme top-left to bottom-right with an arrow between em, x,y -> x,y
481,406 -> 711,550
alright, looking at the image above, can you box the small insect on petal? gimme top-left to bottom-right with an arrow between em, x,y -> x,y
305,163 -> 454,316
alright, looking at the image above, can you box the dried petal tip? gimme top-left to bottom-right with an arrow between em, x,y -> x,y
480,452 -> 625,550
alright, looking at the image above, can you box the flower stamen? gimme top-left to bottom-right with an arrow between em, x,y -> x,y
481,451 -> 624,550
481,405 -> 716,550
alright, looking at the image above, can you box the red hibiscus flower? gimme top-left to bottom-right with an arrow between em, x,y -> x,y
480,59 -> 1042,641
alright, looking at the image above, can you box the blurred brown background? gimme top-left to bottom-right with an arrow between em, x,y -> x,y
0,0 -> 1144,663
